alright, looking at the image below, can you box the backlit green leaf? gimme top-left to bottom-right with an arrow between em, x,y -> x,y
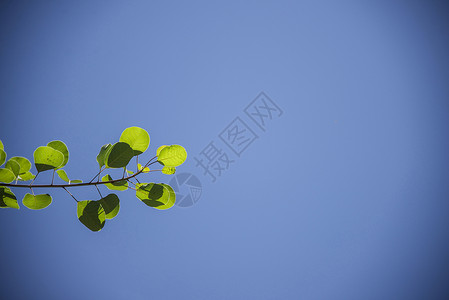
77,200 -> 105,232
9,157 -> 31,175
5,159 -> 20,178
157,145 -> 187,167
96,144 -> 112,168
33,146 -> 64,172
57,169 -> 82,184
56,169 -> 70,182
18,171 -> 35,181
119,127 -> 150,156
162,166 -> 176,174
0,186 -> 19,209
47,141 -> 69,168
102,174 -> 128,191
104,142 -> 134,168
22,193 -> 52,210
0,149 -> 5,167
136,183 -> 170,208
0,168 -> 15,183
0,140 -> 3,150
156,145 -> 167,157
99,194 -> 120,219
154,184 -> 176,210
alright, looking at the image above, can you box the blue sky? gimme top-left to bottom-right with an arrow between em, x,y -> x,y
1,1 -> 449,299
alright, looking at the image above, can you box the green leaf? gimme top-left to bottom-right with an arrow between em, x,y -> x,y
10,157 -> 34,181
56,169 -> 82,184
0,139 -> 3,150
22,193 -> 52,210
162,166 -> 176,175
18,171 -> 35,181
77,200 -> 106,232
157,145 -> 187,167
96,144 -> 112,168
0,149 -> 6,167
99,194 -> 120,219
104,142 -> 134,169
0,186 -> 19,209
154,184 -> 176,210
119,127 -> 150,156
9,157 -> 31,175
33,146 -> 64,172
156,145 -> 167,157
136,183 -> 172,208
102,174 -> 128,191
0,168 -> 15,183
56,169 -> 70,182
47,141 -> 69,168
5,159 -> 20,178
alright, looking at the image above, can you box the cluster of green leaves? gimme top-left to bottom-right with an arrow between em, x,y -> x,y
0,127 -> 187,232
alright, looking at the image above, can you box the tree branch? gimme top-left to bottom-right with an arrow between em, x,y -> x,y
1,159 -> 160,189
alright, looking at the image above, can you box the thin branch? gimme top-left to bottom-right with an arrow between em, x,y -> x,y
29,172 -> 39,186
89,166 -> 104,183
62,187 -> 78,203
95,184 -> 103,198
2,161 -> 158,188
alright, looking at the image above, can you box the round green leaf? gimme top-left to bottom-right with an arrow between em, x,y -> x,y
119,127 -> 150,156
33,146 -> 64,172
156,145 -> 167,157
47,141 -> 69,168
0,168 -> 15,183
0,139 -> 3,150
136,183 -> 170,208
22,193 -> 52,210
77,200 -> 106,232
5,159 -> 20,178
97,144 -> 112,168
0,149 -> 6,167
9,157 -> 31,174
102,174 -> 128,191
155,184 -> 176,210
162,166 -> 176,175
104,142 -> 134,169
0,186 -> 19,209
56,169 -> 70,182
157,145 -> 187,167
18,171 -> 35,181
99,194 -> 120,219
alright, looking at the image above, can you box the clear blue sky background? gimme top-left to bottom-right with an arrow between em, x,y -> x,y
1,1 -> 449,299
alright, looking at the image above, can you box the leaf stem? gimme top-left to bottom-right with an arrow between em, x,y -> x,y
29,172 -> 39,186
62,187 -> 78,203
89,166 -> 105,183
95,184 -> 103,198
